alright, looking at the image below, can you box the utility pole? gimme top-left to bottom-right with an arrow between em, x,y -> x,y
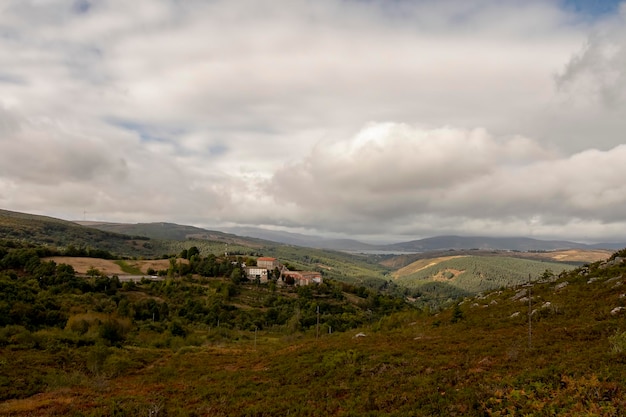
254,326 -> 257,350
528,274 -> 532,349
316,305 -> 320,339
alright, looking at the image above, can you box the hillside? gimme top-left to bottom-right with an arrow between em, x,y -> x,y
77,221 -> 267,248
3,210 -> 611,303
385,235 -> 626,252
379,248 -> 612,270
2,237 -> 626,415
1,210 -> 402,294
221,226 -> 379,251
218,228 -> 626,252
0,209 -> 161,258
395,255 -> 578,306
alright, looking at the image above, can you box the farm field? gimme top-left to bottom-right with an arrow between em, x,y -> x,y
44,257 -> 174,275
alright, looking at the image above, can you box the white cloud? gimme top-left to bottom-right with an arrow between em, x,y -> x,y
257,123 -> 626,240
1,0 -> 626,242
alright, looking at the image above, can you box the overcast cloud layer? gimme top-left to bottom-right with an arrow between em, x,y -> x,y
1,0 -> 626,243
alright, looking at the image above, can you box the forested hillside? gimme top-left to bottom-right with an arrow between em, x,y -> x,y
0,209 -> 162,258
395,255 -> 577,306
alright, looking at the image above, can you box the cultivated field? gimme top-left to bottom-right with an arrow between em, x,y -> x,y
44,257 -> 174,275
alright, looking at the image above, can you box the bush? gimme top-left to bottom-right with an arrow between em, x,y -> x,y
99,318 -> 131,345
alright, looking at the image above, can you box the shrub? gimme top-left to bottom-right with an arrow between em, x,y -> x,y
98,317 -> 131,345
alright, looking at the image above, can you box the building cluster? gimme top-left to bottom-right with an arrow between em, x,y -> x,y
245,257 -> 322,286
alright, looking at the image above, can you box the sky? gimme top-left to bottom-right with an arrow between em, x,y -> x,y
1,0 -> 626,244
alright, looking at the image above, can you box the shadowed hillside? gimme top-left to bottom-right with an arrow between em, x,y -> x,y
77,221 -> 267,248
0,209 -> 160,258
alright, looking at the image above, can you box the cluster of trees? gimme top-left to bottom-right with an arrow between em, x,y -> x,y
148,246 -> 256,282
0,239 -> 411,348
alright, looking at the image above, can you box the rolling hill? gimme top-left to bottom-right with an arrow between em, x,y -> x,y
2,210 -> 401,294
75,221 -> 270,248
218,227 -> 626,252
384,235 -> 626,252
0,209 -> 161,258
395,255 -> 578,306
3,209 -> 616,303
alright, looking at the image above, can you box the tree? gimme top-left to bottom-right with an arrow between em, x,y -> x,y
451,303 -> 464,323
230,268 -> 242,284
99,318 -> 127,345
86,266 -> 102,278
187,246 -> 200,259
169,320 -> 187,337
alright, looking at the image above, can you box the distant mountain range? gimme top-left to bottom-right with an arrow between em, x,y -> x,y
79,222 -> 626,252
221,226 -> 626,252
2,208 -> 623,254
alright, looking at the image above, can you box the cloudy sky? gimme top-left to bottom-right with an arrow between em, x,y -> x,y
1,0 -> 626,243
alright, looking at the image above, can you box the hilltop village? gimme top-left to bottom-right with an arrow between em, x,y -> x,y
246,256 -> 323,286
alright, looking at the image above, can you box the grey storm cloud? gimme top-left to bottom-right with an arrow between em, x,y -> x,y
1,0 -> 626,241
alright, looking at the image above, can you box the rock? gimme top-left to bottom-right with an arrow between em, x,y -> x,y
511,289 -> 527,301
510,312 -> 520,318
355,332 -> 367,338
554,282 -> 568,291
611,307 -> 625,316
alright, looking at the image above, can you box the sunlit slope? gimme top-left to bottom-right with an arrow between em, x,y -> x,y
394,255 -> 577,302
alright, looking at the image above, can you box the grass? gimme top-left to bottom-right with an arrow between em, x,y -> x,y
113,260 -> 143,275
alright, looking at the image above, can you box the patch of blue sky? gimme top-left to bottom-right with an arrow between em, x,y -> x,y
562,0 -> 623,19
208,144 -> 229,157
108,119 -> 183,144
72,0 -> 92,15
108,118 -> 228,157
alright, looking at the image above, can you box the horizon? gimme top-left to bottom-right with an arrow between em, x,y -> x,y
58,211 -> 625,247
2,1 -> 626,243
